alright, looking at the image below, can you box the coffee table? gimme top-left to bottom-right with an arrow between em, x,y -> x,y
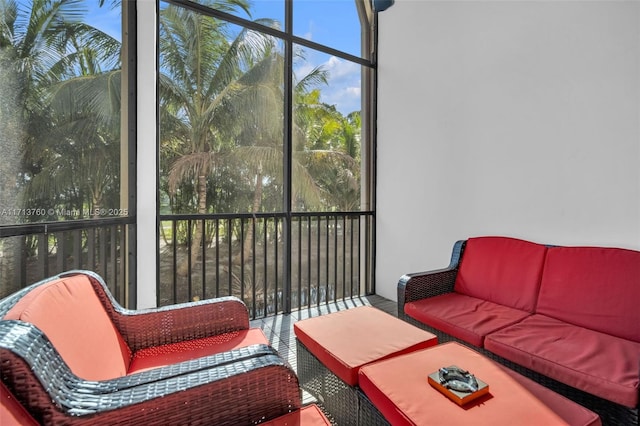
358,342 -> 601,426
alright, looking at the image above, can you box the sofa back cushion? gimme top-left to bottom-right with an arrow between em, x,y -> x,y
4,274 -> 131,380
454,236 -> 547,312
537,246 -> 640,342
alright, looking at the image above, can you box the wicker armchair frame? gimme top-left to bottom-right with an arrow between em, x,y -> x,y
0,270 -> 302,425
0,270 -> 252,352
396,240 -> 639,426
0,321 -> 300,425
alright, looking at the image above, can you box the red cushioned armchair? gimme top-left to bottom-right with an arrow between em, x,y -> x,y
0,270 -> 300,425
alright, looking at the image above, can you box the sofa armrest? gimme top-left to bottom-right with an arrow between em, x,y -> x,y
397,240 -> 466,320
0,321 -> 300,425
62,270 -> 250,351
397,268 -> 457,320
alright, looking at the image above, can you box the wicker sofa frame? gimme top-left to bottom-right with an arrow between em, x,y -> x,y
397,240 -> 639,426
0,270 -> 301,425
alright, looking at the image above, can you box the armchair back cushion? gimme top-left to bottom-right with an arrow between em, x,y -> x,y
536,246 -> 640,342
3,275 -> 131,380
454,237 -> 547,312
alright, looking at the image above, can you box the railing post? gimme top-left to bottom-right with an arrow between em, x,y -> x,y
283,213 -> 292,314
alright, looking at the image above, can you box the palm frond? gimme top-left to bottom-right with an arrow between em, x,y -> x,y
0,0 -> 18,48
47,70 -> 121,125
295,65 -> 328,93
168,151 -> 220,195
208,21 -> 279,99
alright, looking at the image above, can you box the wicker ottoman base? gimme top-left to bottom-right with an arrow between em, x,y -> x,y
298,339 -> 397,425
297,340 -> 358,425
357,389 -> 391,426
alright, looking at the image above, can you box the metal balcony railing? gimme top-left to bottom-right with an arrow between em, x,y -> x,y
0,211 -> 375,319
0,218 -> 132,305
159,211 -> 375,319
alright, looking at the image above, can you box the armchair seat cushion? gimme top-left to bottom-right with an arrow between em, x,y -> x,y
404,292 -> 530,347
485,314 -> 640,408
1,382 -> 38,426
263,404 -> 332,426
128,328 -> 269,373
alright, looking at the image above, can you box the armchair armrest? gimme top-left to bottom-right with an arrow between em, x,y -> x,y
1,321 -> 300,425
397,240 -> 466,320
62,270 -> 250,351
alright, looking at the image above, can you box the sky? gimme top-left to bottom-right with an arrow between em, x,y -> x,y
82,0 -> 365,114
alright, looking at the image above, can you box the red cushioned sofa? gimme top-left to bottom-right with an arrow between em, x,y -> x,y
0,270 -> 303,425
397,236 -> 640,426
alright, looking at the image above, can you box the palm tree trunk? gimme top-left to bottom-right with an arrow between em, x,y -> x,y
1,51 -> 25,293
178,174 -> 207,277
233,171 -> 263,264
92,200 -> 101,219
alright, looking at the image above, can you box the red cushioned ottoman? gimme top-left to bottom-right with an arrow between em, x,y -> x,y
359,342 -> 601,426
294,306 -> 437,425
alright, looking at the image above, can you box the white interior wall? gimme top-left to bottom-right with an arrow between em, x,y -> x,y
375,0 -> 640,301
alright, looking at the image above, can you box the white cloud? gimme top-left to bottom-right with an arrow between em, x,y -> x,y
293,52 -> 362,115
320,57 -> 361,114
346,87 -> 361,96
323,86 -> 362,114
294,63 -> 316,80
324,56 -> 359,80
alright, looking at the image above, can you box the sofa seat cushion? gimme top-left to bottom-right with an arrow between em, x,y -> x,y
484,314 -> 640,408
537,246 -> 640,342
3,275 -> 131,381
404,292 -> 531,347
128,328 -> 269,374
454,236 -> 547,312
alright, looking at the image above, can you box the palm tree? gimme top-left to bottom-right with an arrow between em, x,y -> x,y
25,23 -> 122,218
1,0 -> 79,204
160,1 -> 363,279
1,0 -> 120,292
299,107 -> 362,211
292,90 -> 361,211
229,56 -> 365,259
160,1 -> 284,275
0,5 -> 23,293
0,0 -> 122,219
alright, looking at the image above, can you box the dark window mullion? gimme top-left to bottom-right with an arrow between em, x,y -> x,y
282,0 -> 294,313
167,0 -> 373,68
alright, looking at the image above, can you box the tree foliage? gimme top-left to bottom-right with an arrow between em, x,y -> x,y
1,0 -> 122,221
3,0 -> 363,224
